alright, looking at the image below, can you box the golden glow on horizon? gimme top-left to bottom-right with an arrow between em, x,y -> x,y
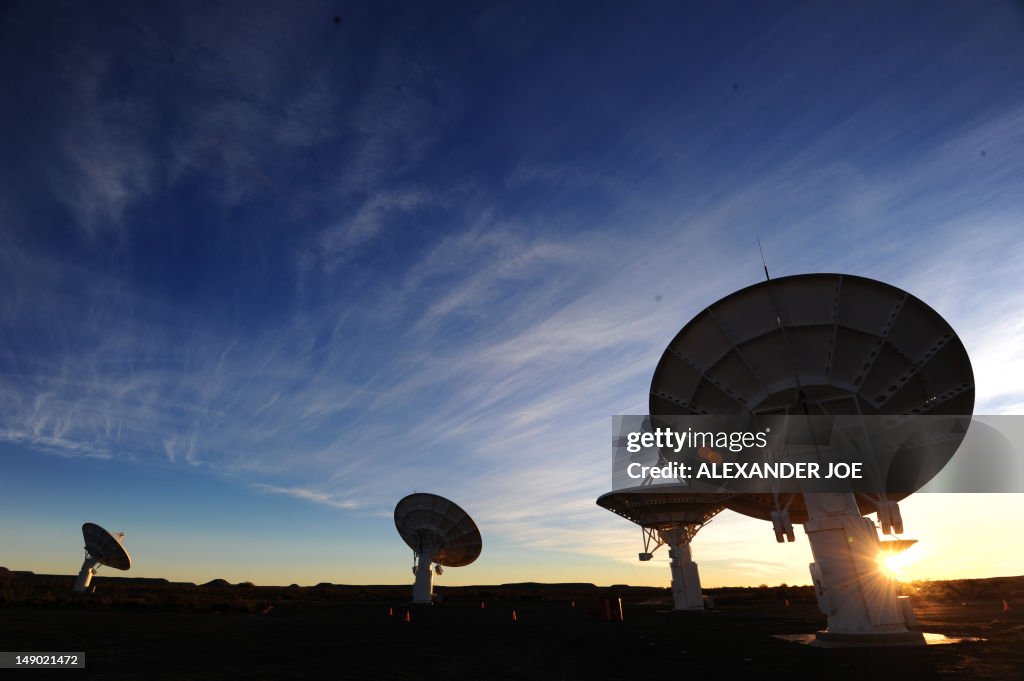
2,496 -> 1020,588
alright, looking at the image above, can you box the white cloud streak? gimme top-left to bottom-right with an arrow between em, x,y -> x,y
251,483 -> 359,510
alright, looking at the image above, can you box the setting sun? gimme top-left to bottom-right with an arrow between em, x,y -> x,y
878,543 -> 924,579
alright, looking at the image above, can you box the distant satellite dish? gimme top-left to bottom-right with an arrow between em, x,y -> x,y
597,487 -> 728,610
394,493 -> 481,603
650,272 -> 974,523
73,522 -> 131,593
648,272 -> 975,645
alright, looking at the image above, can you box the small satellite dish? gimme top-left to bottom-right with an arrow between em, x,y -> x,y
73,522 -> 131,593
597,487 -> 728,610
394,493 -> 481,603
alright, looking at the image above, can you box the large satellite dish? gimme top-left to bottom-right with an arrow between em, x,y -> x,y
597,488 -> 728,610
647,273 -> 974,645
73,522 -> 131,592
394,493 -> 481,603
650,273 -> 974,523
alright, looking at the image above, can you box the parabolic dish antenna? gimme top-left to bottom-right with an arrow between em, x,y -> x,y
394,493 -> 481,603
649,273 -> 974,523
597,488 -> 729,610
648,272 -> 975,645
597,489 -> 725,530
73,522 -> 131,592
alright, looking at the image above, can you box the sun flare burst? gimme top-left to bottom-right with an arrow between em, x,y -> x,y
877,543 -> 923,579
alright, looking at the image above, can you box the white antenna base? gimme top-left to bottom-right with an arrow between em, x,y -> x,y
803,493 -> 923,646
73,559 -> 99,593
411,548 -> 436,604
659,528 -> 704,610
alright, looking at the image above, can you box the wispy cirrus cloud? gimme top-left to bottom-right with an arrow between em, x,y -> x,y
252,483 -> 360,510
314,188 -> 439,269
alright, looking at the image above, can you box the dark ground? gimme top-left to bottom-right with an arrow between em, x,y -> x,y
2,570 -> 1022,680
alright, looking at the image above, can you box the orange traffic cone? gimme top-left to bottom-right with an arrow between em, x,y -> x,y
404,610 -> 411,622
1003,599 -> 1011,612
512,610 -> 518,622
784,599 -> 790,607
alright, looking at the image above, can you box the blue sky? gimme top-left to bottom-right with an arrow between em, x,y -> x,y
1,1 -> 1023,587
